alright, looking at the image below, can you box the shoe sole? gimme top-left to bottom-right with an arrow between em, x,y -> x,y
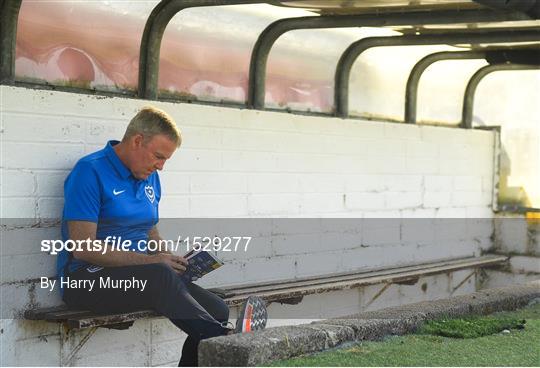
236,295 -> 267,333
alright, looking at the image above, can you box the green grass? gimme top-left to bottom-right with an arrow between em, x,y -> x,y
269,302 -> 540,367
419,315 -> 526,338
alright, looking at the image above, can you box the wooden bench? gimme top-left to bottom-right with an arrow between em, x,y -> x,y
24,255 -> 507,331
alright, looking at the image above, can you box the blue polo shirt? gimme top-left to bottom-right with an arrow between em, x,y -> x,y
57,140 -> 161,285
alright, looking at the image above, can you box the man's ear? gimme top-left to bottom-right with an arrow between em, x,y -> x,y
132,134 -> 144,149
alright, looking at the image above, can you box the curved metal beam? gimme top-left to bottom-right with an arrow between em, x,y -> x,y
0,0 -> 23,83
405,50 -> 487,124
248,9 -> 533,110
462,63 -> 540,128
138,0 -> 259,100
335,29 -> 540,118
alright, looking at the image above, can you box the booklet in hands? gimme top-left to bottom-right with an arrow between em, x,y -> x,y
181,249 -> 224,282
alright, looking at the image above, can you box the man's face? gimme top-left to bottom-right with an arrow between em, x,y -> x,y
130,134 -> 177,180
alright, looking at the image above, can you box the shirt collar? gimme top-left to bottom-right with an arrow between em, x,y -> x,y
105,140 -> 132,180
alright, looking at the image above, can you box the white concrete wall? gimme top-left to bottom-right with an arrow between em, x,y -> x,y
351,47 -> 540,207
1,85 -> 496,366
494,215 -> 540,256
482,215 -> 540,290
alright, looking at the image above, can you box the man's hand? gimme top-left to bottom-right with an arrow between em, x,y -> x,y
149,253 -> 188,274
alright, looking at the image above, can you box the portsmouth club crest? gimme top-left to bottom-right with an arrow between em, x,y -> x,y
145,185 -> 155,204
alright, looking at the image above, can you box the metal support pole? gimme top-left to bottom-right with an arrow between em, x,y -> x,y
0,0 -> 23,83
462,63 -> 540,128
405,50 -> 487,124
248,9 -> 533,110
138,0 -> 260,100
335,29 -> 540,118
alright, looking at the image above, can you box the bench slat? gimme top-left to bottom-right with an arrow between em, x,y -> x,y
41,310 -> 99,321
24,305 -> 70,320
70,310 -> 159,329
219,255 -> 505,293
224,255 -> 508,304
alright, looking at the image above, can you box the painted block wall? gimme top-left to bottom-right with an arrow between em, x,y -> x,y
1,85 -> 495,366
482,215 -> 540,289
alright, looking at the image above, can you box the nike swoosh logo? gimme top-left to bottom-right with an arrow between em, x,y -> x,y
113,189 -> 126,195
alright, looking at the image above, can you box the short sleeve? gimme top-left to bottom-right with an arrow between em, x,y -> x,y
63,161 -> 101,222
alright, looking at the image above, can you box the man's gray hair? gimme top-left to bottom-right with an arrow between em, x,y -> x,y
123,106 -> 181,147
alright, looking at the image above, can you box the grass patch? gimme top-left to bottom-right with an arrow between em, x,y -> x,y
268,302 -> 540,366
419,316 -> 526,338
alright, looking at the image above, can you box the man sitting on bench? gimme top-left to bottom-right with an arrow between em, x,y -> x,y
56,106 -> 267,366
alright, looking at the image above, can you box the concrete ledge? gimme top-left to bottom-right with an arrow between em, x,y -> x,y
199,281 -> 540,366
